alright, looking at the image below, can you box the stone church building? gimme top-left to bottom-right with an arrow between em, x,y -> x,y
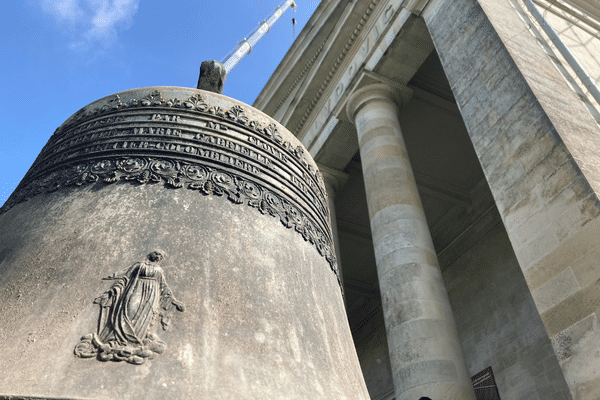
253,0 -> 600,399
2,0 -> 600,398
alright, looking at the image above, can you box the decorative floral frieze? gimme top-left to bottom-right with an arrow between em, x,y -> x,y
1,157 -> 338,283
54,90 -> 326,195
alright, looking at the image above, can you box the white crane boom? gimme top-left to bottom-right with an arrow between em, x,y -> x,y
221,0 -> 297,76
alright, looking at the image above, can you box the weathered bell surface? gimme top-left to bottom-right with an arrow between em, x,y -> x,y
0,87 -> 370,399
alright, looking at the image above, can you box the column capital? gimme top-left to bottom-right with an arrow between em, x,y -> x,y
318,164 -> 349,195
345,83 -> 413,123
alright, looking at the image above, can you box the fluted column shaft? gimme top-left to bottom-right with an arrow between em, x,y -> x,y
347,84 -> 475,400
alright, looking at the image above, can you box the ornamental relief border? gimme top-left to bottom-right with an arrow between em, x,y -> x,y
0,156 -> 340,286
48,89 -> 327,200
28,136 -> 331,229
26,119 -> 331,227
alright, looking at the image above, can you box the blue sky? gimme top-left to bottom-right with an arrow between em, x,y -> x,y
0,0 -> 318,206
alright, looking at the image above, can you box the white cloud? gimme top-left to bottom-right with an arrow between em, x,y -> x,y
90,0 -> 138,31
41,0 -> 84,24
41,0 -> 139,49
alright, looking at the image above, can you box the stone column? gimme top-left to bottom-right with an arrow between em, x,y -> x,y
318,164 -> 348,287
346,83 -> 475,400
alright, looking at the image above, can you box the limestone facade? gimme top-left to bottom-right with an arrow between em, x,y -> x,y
254,0 -> 600,398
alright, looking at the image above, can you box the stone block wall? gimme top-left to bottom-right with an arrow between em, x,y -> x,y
354,313 -> 395,400
443,220 -> 571,399
424,0 -> 600,397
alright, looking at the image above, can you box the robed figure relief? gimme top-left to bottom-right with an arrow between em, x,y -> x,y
75,250 -> 185,365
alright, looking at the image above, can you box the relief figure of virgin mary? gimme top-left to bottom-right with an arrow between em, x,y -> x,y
75,250 -> 185,365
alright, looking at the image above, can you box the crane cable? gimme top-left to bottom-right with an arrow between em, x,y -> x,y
292,6 -> 297,39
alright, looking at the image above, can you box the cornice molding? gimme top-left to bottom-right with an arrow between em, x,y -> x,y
254,1 -> 338,109
293,0 -> 381,136
298,3 -> 416,152
271,37 -> 328,117
256,0 -> 428,157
